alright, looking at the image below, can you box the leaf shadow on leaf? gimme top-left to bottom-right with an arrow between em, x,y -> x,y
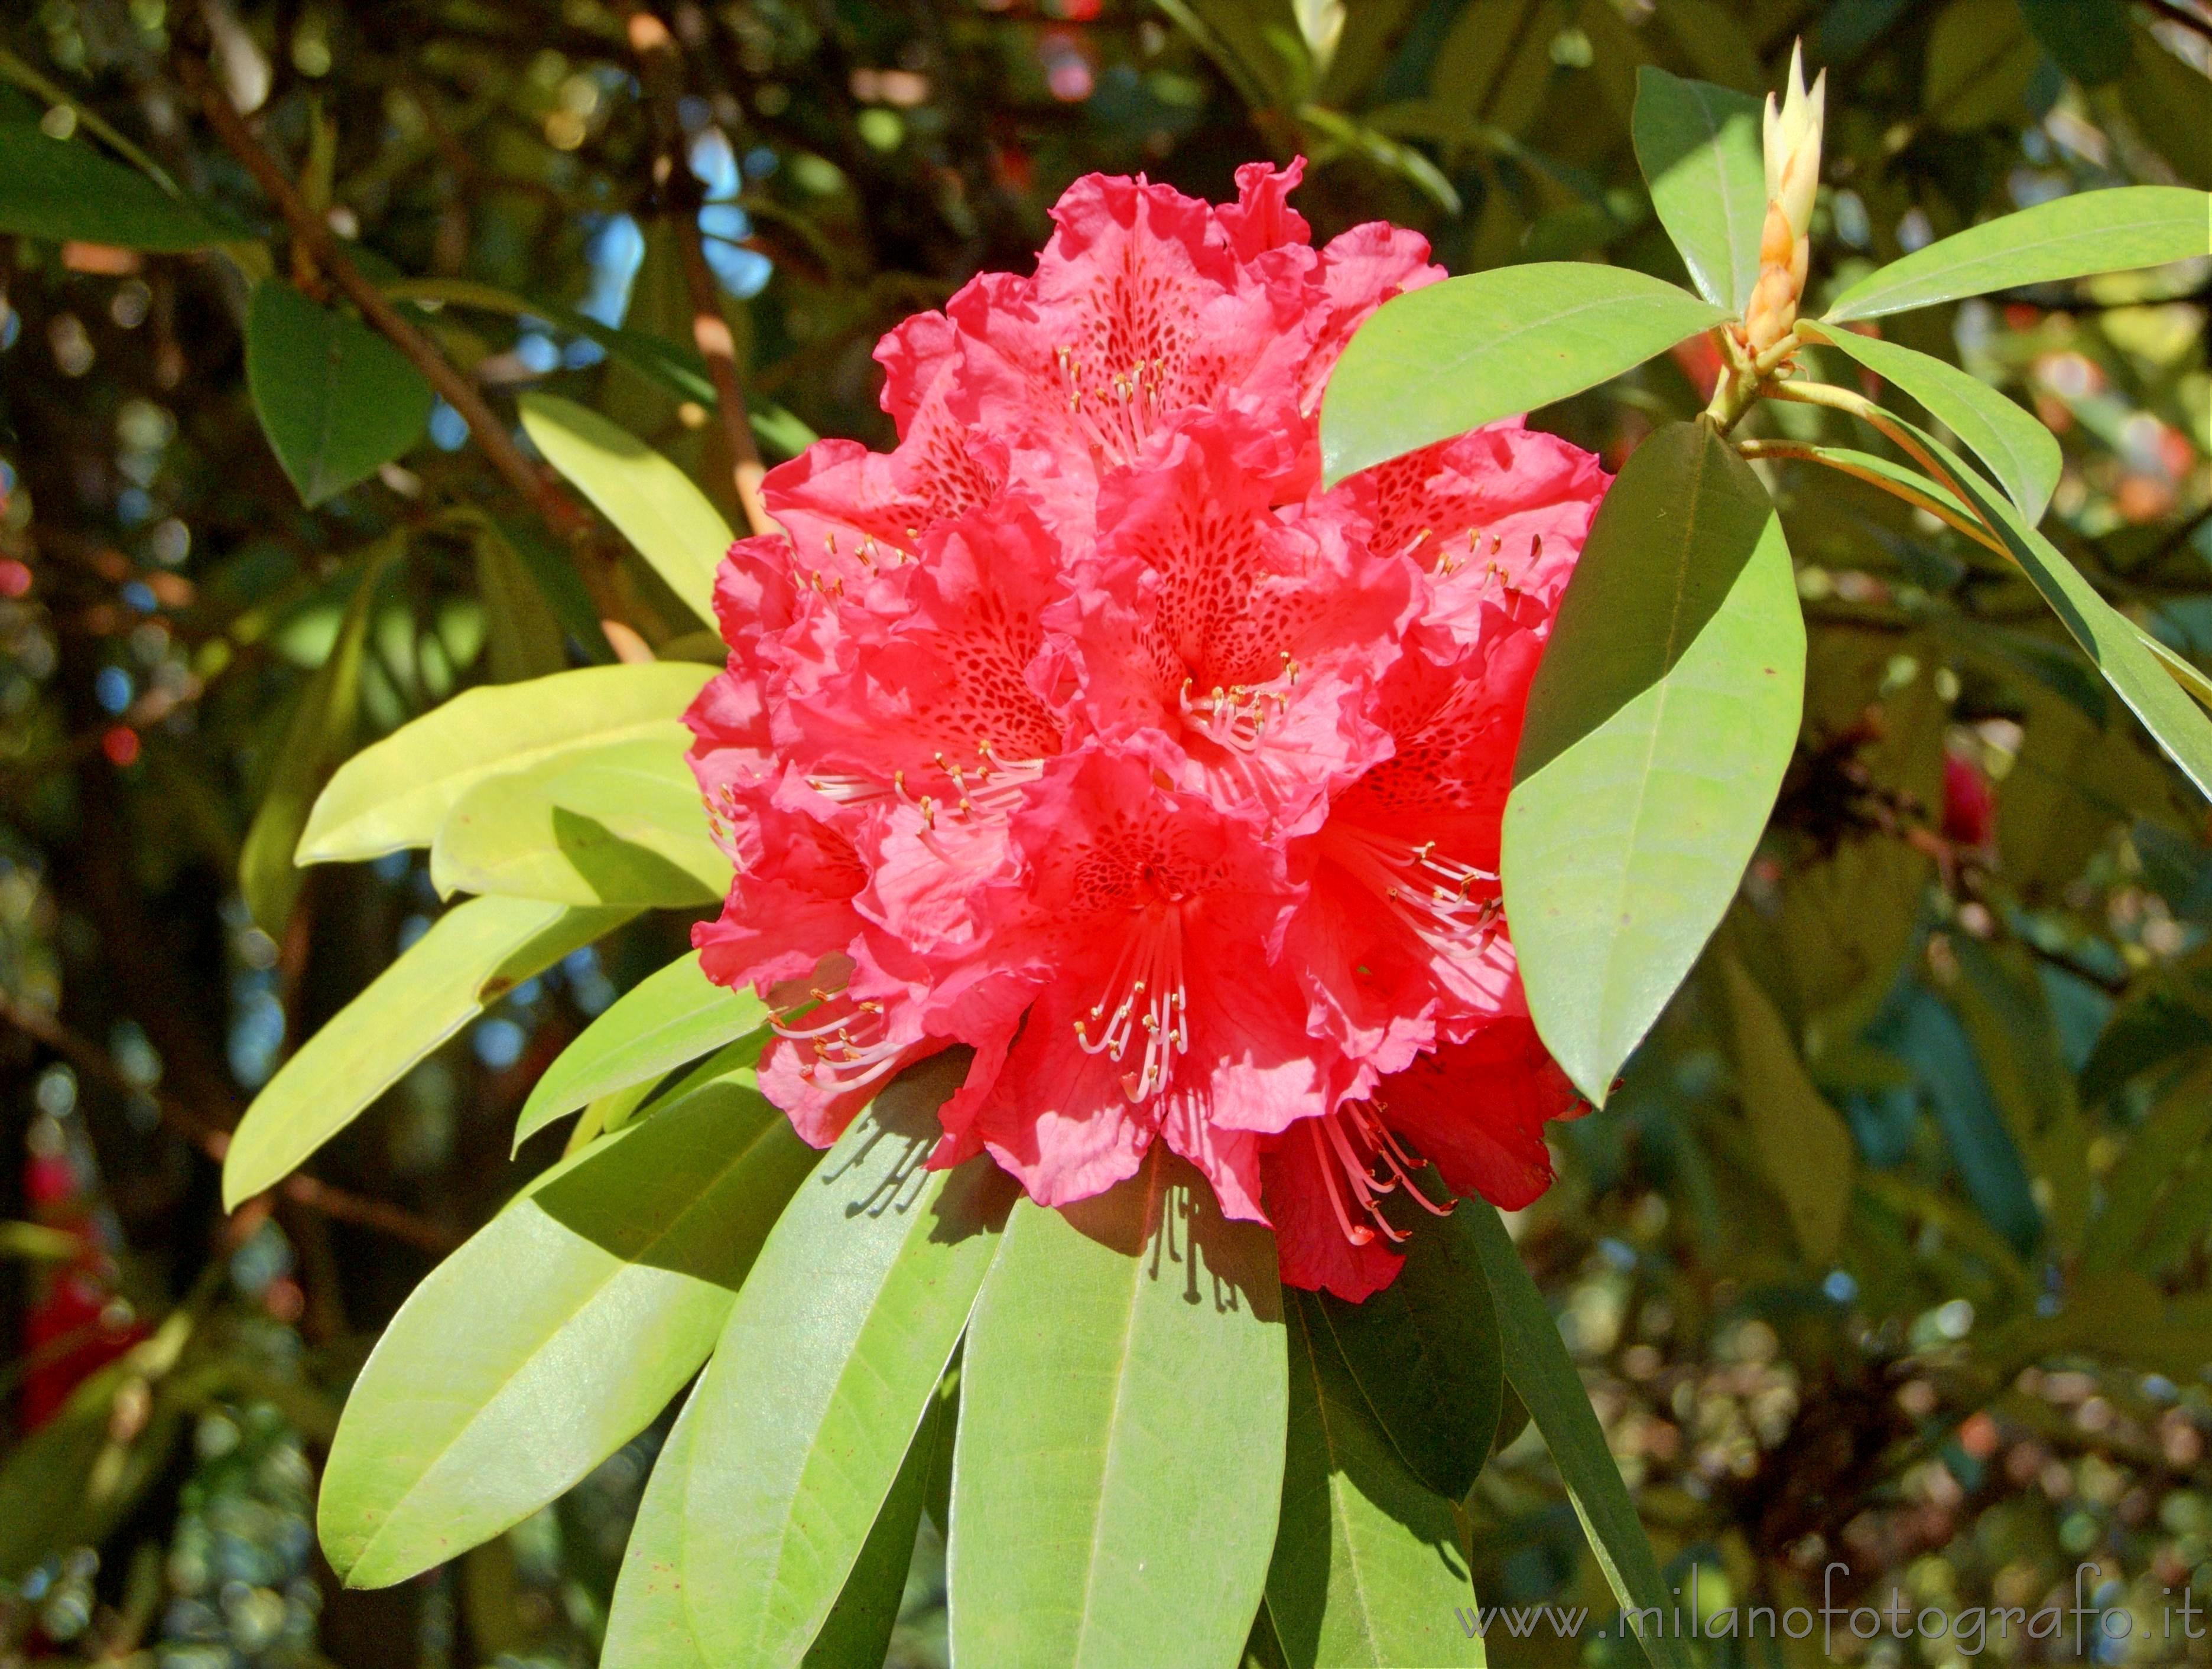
528,1084 -> 812,1287
807,1046 -> 1022,1252
1513,421 -> 1776,783
1055,1146 -> 1287,1326
549,805 -> 720,905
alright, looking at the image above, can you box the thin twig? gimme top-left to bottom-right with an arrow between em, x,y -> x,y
1735,438 -> 2010,557
628,8 -> 775,538
174,48 -> 584,545
1767,379 -> 2002,546
0,993 -> 459,1254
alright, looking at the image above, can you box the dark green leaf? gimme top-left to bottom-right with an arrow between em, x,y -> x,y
682,1053 -> 1008,1669
2081,1061 -> 2212,1273
1463,1200 -> 1691,1669
1504,421 -> 1804,1105
222,897 -> 632,1206
1720,952 -> 1856,1260
1265,1292 -> 1481,1669
1313,1200 -> 1503,1500
1922,0 -> 2042,131
245,280 -> 434,506
0,1313 -> 203,1583
2018,0 -> 2130,84
319,1082 -> 817,1589
1320,265 -> 1725,484
0,122 -> 247,250
239,538 -> 404,933
950,1146 -> 1287,1669
1824,186 -> 2211,321
514,952 -> 765,1150
1630,68 -> 1766,315
1800,323 -> 2061,523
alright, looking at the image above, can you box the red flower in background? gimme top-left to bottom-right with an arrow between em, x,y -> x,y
688,162 -> 1609,1298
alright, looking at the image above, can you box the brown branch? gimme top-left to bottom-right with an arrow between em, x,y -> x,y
628,8 -> 776,538
174,48 -> 586,547
0,993 -> 459,1255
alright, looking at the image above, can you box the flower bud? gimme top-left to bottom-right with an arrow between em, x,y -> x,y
1743,43 -> 1827,357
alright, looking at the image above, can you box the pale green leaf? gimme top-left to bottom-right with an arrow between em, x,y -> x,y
1504,421 -> 1804,1105
299,662 -> 711,863
1320,264 -> 1725,484
950,1147 -> 1287,1669
603,1385 -> 710,1669
1630,68 -> 1766,315
430,737 -> 729,910
1800,322 -> 2061,523
606,1368 -> 946,1669
319,1082 -> 817,1588
1464,1201 -> 1691,1669
1265,1293 -> 1482,1669
246,279 -> 434,506
1824,186 -> 2211,322
681,1053 -> 1007,1669
222,897 -> 632,1207
514,951 -> 766,1151
518,392 -> 732,624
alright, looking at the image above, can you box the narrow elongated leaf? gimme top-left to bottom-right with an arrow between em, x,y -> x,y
1313,1201 -> 1502,1500
0,122 -> 247,250
799,1387 -> 944,1669
1505,421 -> 1804,1105
246,279 -> 434,506
1800,323 -> 2061,522
1720,954 -> 1856,1260
1922,0 -> 2040,131
515,952 -> 765,1149
430,737 -> 730,910
610,1368 -> 928,1669
1824,186 -> 2212,322
519,393 -> 732,624
1630,68 -> 1766,314
222,897 -> 632,1206
320,1083 -> 817,1588
1320,265 -> 1725,484
240,539 -> 403,933
950,1147 -> 1287,1669
683,1054 -> 1009,1669
1464,1201 -> 1691,1669
1904,418 -> 2212,801
299,662 -> 712,862
1265,1293 -> 1482,1669
603,1385 -> 710,1669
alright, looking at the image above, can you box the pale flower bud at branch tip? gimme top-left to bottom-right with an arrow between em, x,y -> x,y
1743,40 -> 1827,357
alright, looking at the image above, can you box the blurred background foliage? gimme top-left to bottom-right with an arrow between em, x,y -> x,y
0,1 -> 2208,1665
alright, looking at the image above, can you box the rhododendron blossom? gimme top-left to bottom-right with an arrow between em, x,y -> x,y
687,161 -> 1611,1299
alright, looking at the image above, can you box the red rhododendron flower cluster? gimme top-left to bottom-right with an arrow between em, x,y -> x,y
687,162 -> 1610,1299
